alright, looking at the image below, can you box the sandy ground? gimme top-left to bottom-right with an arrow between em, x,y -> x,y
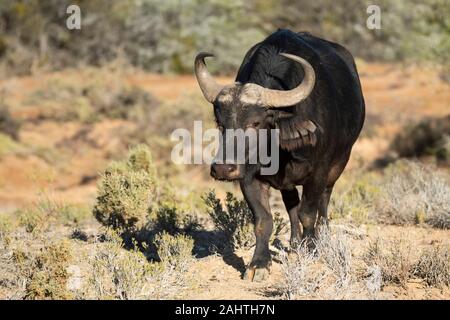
0,63 -> 449,300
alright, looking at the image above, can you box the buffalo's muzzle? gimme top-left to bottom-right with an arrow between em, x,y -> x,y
210,163 -> 242,180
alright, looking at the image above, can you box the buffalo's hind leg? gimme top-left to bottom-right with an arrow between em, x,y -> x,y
281,188 -> 302,249
240,179 -> 272,282
298,184 -> 324,251
317,185 -> 333,227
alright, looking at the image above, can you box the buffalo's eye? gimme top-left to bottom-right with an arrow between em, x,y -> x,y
246,121 -> 260,128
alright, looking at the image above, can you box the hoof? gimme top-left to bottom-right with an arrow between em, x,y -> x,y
243,266 -> 270,282
289,238 -> 302,251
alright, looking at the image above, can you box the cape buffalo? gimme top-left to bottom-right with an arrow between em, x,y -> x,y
194,29 -> 365,281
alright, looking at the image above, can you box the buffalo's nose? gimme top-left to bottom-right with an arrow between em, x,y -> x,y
211,163 -> 239,180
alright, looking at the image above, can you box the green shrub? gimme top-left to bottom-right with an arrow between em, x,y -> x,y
154,205 -> 180,235
154,231 -> 194,270
93,144 -> 157,231
271,211 -> 288,243
203,190 -> 254,250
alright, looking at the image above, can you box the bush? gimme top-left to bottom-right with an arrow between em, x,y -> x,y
93,144 -> 158,231
203,190 -> 254,250
279,228 -> 356,299
413,245 -> 450,288
154,231 -> 194,271
3,237 -> 74,300
0,102 -> 20,140
17,207 -> 48,233
329,173 -> 380,225
390,115 -> 450,165
24,240 -> 73,300
154,205 -> 181,235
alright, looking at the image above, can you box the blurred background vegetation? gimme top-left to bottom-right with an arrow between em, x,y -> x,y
0,0 -> 448,77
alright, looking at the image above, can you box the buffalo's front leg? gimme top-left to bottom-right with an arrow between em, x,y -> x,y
240,179 -> 272,282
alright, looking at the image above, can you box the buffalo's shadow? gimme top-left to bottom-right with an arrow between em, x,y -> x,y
189,229 -> 246,275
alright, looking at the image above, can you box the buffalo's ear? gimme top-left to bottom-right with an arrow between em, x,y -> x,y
275,116 -> 318,151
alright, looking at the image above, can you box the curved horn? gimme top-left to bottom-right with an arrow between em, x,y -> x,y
194,52 -> 224,103
240,53 -> 316,108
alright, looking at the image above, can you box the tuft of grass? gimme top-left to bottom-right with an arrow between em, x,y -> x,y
315,227 -> 353,291
0,132 -> 21,156
16,198 -> 91,233
279,242 -> 325,299
362,237 -> 414,287
0,214 -> 15,245
90,229 -> 194,300
413,245 -> 450,288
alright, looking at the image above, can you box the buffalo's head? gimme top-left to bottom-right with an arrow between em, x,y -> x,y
194,52 -> 316,181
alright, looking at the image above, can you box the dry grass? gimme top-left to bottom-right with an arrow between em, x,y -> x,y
279,242 -> 326,299
413,245 -> 450,288
278,226 -> 450,299
330,160 -> 450,229
362,236 -> 415,287
377,161 -> 450,228
89,229 -> 195,300
279,228 -> 359,300
315,227 -> 353,292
